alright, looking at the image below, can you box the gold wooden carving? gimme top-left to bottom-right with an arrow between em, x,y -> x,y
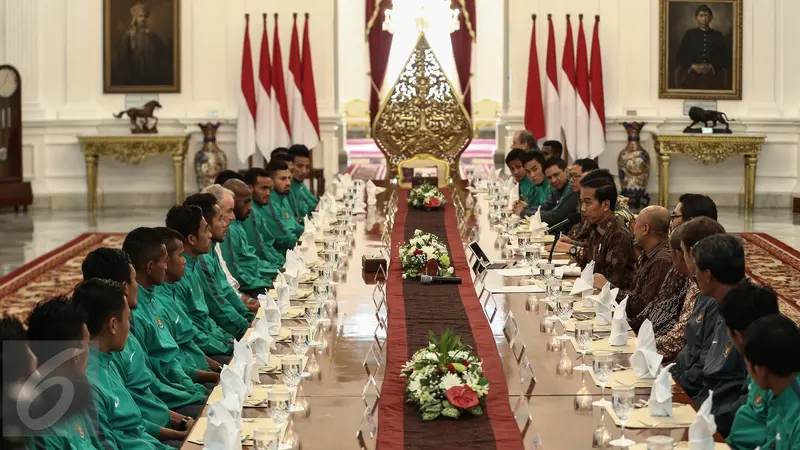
373,33 -> 472,185
651,133 -> 765,210
78,134 -> 190,211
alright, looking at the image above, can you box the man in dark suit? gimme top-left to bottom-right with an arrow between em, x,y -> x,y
674,5 -> 731,90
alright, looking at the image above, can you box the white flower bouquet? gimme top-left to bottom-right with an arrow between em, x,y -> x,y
408,182 -> 447,210
401,329 -> 490,420
398,229 -> 454,279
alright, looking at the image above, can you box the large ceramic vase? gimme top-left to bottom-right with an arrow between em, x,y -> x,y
617,122 -> 651,210
195,123 -> 228,190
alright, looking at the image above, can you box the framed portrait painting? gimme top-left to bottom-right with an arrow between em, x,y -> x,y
659,0 -> 742,100
103,0 -> 181,93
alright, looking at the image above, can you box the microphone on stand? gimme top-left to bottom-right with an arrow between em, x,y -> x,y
420,275 -> 463,285
547,212 -> 583,263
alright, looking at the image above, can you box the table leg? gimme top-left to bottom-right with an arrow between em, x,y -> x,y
657,153 -> 671,207
85,154 -> 99,211
744,154 -> 758,210
172,154 -> 185,205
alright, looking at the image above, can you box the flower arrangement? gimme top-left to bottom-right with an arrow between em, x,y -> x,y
401,329 -> 490,420
408,182 -> 447,210
398,229 -> 454,279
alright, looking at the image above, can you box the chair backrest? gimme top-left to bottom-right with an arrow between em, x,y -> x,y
344,99 -> 370,119
397,154 -> 450,188
473,99 -> 499,120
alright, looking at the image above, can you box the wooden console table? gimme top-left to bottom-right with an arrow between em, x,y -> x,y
78,134 -> 190,211
650,133 -> 766,210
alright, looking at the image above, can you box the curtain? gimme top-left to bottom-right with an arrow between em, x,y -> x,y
366,0 -> 394,125
450,0 -> 476,116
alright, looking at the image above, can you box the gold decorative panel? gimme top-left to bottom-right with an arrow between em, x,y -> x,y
373,33 -> 472,184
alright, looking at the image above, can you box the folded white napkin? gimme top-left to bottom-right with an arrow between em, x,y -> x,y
570,261 -> 595,296
204,398 -> 242,450
366,180 -> 385,205
648,363 -> 676,417
298,235 -> 319,266
558,263 -> 582,278
689,390 -> 717,450
283,251 -> 301,295
595,282 -> 618,326
274,276 -> 292,314
507,178 -> 519,209
490,168 -> 502,181
256,294 -> 281,335
303,215 -> 316,235
339,173 -> 353,187
220,365 -> 247,407
529,207 -> 549,236
246,325 -> 275,366
630,319 -> 664,379
353,201 -> 367,214
608,296 -> 629,346
232,338 -> 254,394
365,206 -> 377,230
329,199 -> 340,215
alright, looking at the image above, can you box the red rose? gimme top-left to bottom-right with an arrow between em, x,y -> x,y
422,259 -> 439,276
445,385 -> 480,409
462,360 -> 470,367
424,197 -> 441,208
413,249 -> 424,255
447,363 -> 456,373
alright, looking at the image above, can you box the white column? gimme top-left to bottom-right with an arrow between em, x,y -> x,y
5,0 -> 45,119
60,0 -> 101,118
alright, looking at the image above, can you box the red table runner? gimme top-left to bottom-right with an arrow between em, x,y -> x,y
377,189 -> 524,450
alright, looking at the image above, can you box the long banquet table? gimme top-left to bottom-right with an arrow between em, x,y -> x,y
180,187 -> 716,449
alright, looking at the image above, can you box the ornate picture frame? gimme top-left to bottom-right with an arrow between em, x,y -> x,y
103,0 -> 181,93
659,0 -> 742,100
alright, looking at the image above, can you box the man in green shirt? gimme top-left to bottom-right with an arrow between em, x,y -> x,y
742,314 -> 800,450
288,144 -> 319,219
154,227 -> 225,373
263,159 -> 304,254
517,151 -> 552,216
179,198 -> 253,339
719,281 -> 781,449
72,279 -> 173,449
122,228 -> 217,391
81,247 -> 202,439
220,178 -> 280,294
243,167 -> 287,267
505,149 -> 529,208
25,296 -> 107,450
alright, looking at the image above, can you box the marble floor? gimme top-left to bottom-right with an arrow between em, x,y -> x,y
1,207 -> 799,277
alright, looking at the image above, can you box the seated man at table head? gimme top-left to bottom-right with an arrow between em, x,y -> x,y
689,233 -> 748,436
165,204 -> 238,354
539,157 -> 580,228
671,193 -> 718,232
244,168 -> 286,267
287,144 -> 319,218
72,279 -> 174,450
742,314 -> 800,449
213,169 -> 244,186
264,159 -> 304,252
517,151 -> 552,216
719,282 -> 781,450
511,129 -> 539,152
541,140 -> 563,161
24,296 -> 103,449
593,205 -> 672,318
181,195 -> 254,337
573,177 -> 636,290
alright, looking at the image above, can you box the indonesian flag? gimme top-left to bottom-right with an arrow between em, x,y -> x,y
559,15 -> 577,161
255,14 -> 273,159
589,16 -> 606,158
301,14 -> 320,149
575,15 -> 591,159
523,15 -> 545,141
271,14 -> 291,148
236,14 -> 257,163
288,15 -> 304,144
545,15 -> 561,154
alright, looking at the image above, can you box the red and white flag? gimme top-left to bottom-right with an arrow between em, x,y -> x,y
544,15 -> 561,151
237,14 -> 257,163
523,15 -> 545,142
288,15 -> 304,145
575,15 -> 591,159
301,14 -> 320,149
589,15 -> 606,158
559,15 -> 577,160
255,14 -> 273,159
271,14 -> 291,148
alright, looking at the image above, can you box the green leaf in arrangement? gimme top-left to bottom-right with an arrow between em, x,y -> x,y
441,406 -> 461,419
422,402 -> 444,413
467,405 -> 484,416
422,410 -> 442,421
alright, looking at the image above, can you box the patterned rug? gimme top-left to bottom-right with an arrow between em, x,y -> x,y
1,232 -> 798,323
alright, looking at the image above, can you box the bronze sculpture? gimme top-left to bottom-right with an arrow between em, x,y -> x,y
113,100 -> 162,134
684,106 -> 733,134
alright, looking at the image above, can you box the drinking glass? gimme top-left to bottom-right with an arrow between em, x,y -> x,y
540,263 -> 555,281
646,435 -> 675,450
575,321 -> 594,371
527,243 -> 541,272
303,302 -> 321,346
268,386 -> 291,427
547,278 -> 563,302
253,427 -> 280,450
592,351 -> 613,407
291,327 -> 311,377
556,297 -> 573,341
281,355 -> 305,412
610,385 -> 636,448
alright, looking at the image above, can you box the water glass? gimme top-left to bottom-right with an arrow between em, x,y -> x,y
540,263 -> 555,281
610,385 -> 636,448
268,386 -> 291,426
281,355 -> 305,411
303,302 -> 321,346
291,327 -> 310,357
547,278 -> 563,302
527,244 -> 541,271
592,351 -> 613,407
556,297 -> 573,340
646,435 -> 675,450
575,321 -> 594,371
253,427 -> 280,450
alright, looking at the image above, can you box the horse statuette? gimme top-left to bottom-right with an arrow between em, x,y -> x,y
113,100 -> 162,134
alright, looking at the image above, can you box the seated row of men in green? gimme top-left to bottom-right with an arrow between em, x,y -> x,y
0,145 -> 320,449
